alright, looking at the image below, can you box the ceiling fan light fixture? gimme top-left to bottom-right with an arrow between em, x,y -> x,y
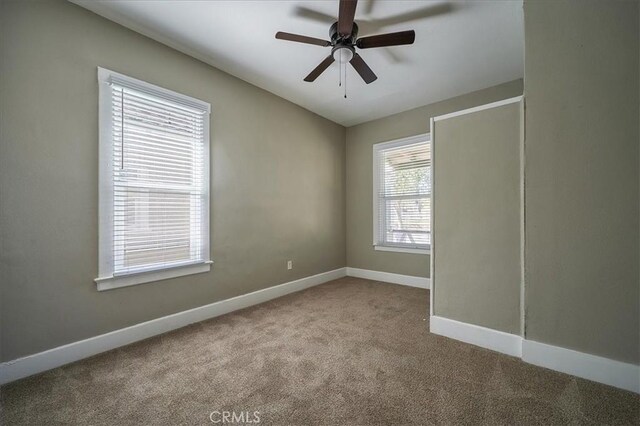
332,46 -> 354,63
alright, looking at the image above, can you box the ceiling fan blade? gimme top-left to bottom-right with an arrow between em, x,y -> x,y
275,32 -> 331,47
338,0 -> 358,36
349,53 -> 377,84
304,56 -> 336,82
293,6 -> 336,25
356,30 -> 415,49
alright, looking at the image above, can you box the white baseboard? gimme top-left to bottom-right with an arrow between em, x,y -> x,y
430,315 -> 523,357
346,267 -> 430,289
0,267 -> 347,385
5,268 -> 637,395
430,315 -> 639,393
522,340 -> 640,394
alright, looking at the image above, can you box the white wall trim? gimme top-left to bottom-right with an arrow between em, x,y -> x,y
95,261 -> 213,291
6,266 -> 637,394
429,116 -> 436,317
346,267 -> 430,289
522,340 -> 640,394
430,315 -> 639,393
430,315 -> 523,357
518,98 -> 526,337
0,267 -> 346,385
374,245 -> 429,255
432,96 -> 523,122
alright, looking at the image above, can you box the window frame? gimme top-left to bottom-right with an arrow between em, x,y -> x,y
373,133 -> 431,255
95,67 -> 212,291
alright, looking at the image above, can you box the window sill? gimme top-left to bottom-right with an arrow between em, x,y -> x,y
374,245 -> 430,255
95,261 -> 213,291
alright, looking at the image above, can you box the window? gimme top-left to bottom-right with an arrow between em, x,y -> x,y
95,68 -> 211,290
373,134 -> 431,254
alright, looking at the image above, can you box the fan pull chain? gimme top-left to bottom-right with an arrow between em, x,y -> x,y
344,61 -> 347,99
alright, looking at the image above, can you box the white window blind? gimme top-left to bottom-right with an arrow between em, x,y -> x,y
96,68 -> 211,290
374,136 -> 430,251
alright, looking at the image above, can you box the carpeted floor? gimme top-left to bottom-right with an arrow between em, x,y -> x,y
1,277 -> 638,425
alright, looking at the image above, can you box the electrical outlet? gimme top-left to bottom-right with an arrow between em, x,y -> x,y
287,260 -> 293,270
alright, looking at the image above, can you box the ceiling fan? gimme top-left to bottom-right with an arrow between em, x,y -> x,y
275,0 -> 416,85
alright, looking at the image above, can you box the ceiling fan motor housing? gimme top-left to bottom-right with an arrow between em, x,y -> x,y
330,21 -> 358,46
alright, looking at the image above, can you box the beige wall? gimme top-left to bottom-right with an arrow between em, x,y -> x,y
524,0 -> 639,364
10,0 -> 635,371
0,0 -> 346,361
433,102 -> 522,334
346,80 -> 523,278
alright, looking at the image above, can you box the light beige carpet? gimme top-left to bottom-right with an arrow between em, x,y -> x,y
1,277 -> 638,425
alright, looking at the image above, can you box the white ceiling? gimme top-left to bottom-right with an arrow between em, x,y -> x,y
71,0 -> 524,127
